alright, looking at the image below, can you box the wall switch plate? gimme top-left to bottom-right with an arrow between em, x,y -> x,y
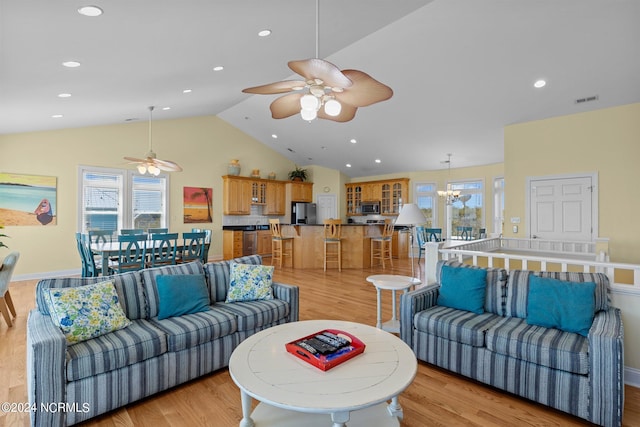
510,217 -> 521,224
512,225 -> 518,233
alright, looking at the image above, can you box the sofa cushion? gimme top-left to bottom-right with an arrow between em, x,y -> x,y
215,299 -> 290,331
414,305 -> 501,347
485,316 -> 589,375
156,274 -> 210,320
66,319 -> 167,381
226,262 -> 274,303
527,275 -> 596,336
204,255 -> 264,303
150,308 -> 237,352
36,271 -> 146,320
436,260 -> 507,316
47,281 -> 132,344
141,261 -> 205,318
438,265 -> 487,314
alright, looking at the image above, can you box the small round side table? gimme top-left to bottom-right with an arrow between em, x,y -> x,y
366,275 -> 421,333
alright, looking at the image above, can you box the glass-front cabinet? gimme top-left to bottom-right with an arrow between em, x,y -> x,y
346,178 -> 408,216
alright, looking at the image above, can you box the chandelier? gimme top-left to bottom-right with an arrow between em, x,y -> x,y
437,153 -> 460,205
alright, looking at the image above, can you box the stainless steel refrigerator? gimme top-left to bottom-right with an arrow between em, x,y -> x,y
291,202 -> 317,224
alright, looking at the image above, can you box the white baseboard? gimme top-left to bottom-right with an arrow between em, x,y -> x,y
13,268 -> 81,282
625,366 -> 640,388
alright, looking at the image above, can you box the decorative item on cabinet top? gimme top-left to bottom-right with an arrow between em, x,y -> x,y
288,166 -> 308,182
228,159 -> 241,176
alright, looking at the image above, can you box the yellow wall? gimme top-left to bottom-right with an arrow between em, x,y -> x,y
0,115 -> 296,276
504,102 -> 640,264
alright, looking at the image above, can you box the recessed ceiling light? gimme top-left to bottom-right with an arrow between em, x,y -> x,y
183,89 -> 192,94
271,134 -> 278,139
375,159 -> 381,163
258,29 -> 272,37
51,114 -> 63,118
162,107 -> 171,110
534,79 -> 546,88
213,66 -> 224,71
77,6 -> 103,17
350,139 -> 357,144
62,61 -> 81,68
346,164 -> 352,168
57,93 -> 71,98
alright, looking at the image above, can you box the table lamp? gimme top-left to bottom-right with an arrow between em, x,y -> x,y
395,203 -> 427,281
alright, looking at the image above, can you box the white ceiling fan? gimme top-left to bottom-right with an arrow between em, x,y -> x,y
124,106 -> 182,175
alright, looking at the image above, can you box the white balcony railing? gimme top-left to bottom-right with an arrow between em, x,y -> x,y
424,237 -> 640,296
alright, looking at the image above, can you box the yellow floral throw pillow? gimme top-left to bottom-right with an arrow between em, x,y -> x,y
226,262 -> 274,302
47,281 -> 131,344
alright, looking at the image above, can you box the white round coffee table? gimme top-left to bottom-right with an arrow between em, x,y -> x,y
229,320 -> 417,427
366,275 -> 421,333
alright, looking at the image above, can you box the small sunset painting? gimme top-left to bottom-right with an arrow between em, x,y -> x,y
183,187 -> 212,223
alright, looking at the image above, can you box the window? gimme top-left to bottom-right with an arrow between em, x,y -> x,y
414,182 -> 437,227
493,177 -> 505,235
78,166 -> 169,234
450,180 -> 484,234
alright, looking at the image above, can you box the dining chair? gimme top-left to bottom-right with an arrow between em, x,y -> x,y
88,229 -> 115,268
77,233 -> 103,277
191,228 -> 212,262
478,228 -> 487,239
180,232 -> 206,264
116,234 -> 148,272
415,226 -> 427,265
120,228 -> 144,235
425,228 -> 442,242
371,219 -> 394,268
269,219 -> 293,268
323,219 -> 342,272
148,228 -> 168,236
148,233 -> 179,267
75,232 -> 88,277
0,251 -> 20,327
457,226 -> 473,241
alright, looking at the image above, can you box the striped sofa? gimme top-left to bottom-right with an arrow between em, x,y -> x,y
26,255 -> 299,426
400,260 -> 624,427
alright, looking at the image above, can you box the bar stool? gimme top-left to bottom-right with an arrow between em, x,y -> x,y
269,219 -> 293,268
371,219 -> 394,269
323,219 -> 342,272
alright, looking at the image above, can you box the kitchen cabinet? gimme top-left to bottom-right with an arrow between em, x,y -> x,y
346,178 -> 409,216
288,182 -> 313,202
392,228 -> 409,259
257,230 -> 272,257
223,176 -> 251,215
223,230 -> 243,260
264,181 -> 286,215
251,181 -> 266,205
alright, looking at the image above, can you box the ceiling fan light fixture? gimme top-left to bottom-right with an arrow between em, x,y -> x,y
300,94 -> 319,110
324,98 -> 341,116
300,108 -> 317,121
137,164 -> 147,174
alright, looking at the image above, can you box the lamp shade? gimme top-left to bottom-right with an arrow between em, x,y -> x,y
395,203 -> 426,225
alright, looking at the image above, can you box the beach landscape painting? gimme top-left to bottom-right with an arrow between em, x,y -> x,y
183,186 -> 212,223
0,172 -> 57,226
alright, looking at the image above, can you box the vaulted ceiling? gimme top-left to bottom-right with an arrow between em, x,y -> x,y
2,0 -> 639,177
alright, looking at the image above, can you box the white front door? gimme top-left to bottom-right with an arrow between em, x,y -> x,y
529,175 -> 595,241
316,194 -> 337,223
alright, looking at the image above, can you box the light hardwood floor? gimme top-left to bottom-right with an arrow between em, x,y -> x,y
1,259 -> 639,426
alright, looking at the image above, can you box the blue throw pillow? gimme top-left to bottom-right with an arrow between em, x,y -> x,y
437,265 -> 487,314
526,275 -> 596,336
156,274 -> 210,320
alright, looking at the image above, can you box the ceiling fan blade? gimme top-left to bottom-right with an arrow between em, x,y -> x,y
288,59 -> 352,89
336,69 -> 393,107
270,93 -> 304,119
317,103 -> 358,122
242,80 -> 306,95
124,156 -> 146,164
153,159 -> 183,172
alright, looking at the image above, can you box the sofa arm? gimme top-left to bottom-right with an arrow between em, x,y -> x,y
272,282 -> 299,323
400,284 -> 439,349
27,309 -> 67,427
588,307 -> 624,427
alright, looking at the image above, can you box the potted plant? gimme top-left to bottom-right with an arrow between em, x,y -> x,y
288,166 -> 308,182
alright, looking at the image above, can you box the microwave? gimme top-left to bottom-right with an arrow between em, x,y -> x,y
361,201 -> 380,214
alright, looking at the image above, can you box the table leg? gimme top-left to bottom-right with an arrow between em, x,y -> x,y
102,252 -> 109,276
376,287 -> 382,329
387,395 -> 403,420
239,390 -> 255,427
391,290 -> 397,323
331,410 -> 350,427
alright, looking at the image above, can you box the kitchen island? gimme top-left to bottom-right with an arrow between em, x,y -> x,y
279,224 -> 408,269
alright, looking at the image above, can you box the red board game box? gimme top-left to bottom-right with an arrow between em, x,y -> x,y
285,329 -> 366,371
